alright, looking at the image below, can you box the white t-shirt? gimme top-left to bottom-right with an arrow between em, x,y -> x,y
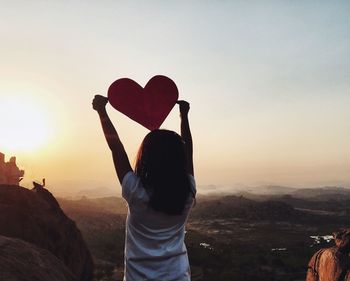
121,171 -> 196,281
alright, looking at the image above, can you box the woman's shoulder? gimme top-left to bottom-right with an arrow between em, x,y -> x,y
122,172 -> 149,203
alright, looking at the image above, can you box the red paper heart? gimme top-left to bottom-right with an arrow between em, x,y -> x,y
108,75 -> 179,130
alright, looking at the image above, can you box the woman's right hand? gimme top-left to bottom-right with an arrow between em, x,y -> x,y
92,95 -> 108,112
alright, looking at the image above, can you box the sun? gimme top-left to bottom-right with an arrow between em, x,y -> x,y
0,97 -> 51,153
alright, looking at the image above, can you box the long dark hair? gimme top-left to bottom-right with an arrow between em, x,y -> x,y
135,129 -> 194,215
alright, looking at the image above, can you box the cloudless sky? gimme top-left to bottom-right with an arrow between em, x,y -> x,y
1,1 -> 349,195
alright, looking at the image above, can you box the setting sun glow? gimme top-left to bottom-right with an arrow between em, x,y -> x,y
0,1 -> 349,194
0,97 -> 51,153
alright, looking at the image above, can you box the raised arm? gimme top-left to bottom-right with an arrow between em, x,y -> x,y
177,100 -> 194,176
92,95 -> 132,184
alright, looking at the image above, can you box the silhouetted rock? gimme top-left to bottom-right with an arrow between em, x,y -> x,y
0,184 -> 93,281
0,235 -> 76,281
0,152 -> 24,185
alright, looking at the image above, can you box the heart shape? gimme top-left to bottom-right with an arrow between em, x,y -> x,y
108,75 -> 179,130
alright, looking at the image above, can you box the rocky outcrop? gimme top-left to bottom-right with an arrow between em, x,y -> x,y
306,229 -> 350,281
0,153 -> 24,185
0,184 -> 94,281
0,235 -> 76,281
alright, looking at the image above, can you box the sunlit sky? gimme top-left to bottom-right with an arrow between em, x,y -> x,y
1,1 -> 349,196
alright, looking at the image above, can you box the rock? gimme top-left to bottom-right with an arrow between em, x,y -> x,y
306,247 -> 350,281
0,235 -> 76,281
0,184 -> 94,281
306,229 -> 350,281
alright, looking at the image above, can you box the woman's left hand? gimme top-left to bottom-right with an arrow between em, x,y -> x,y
177,100 -> 190,117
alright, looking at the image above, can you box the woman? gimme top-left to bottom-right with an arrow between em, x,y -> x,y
92,95 -> 196,281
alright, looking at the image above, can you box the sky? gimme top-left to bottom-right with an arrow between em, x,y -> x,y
0,1 -> 349,196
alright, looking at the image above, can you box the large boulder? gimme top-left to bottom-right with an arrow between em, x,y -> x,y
0,235 -> 76,281
306,229 -> 350,281
0,184 -> 93,281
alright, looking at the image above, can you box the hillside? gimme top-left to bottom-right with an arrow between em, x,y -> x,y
292,186 -> 350,200
191,195 -> 301,221
53,191 -> 350,281
58,196 -> 127,215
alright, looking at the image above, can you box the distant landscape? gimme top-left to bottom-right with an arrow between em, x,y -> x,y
58,186 -> 350,281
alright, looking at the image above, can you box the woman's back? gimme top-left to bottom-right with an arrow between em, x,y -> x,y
122,172 -> 196,281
